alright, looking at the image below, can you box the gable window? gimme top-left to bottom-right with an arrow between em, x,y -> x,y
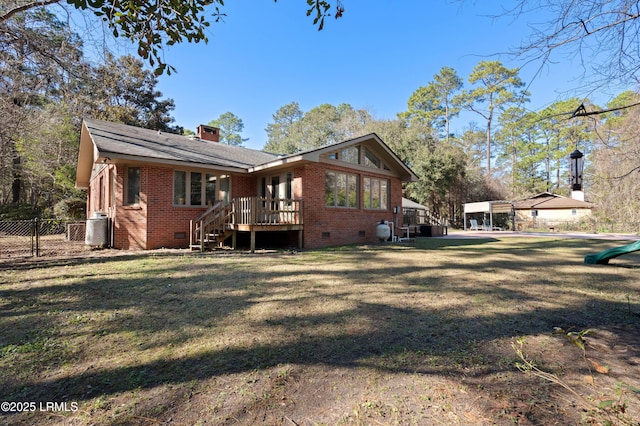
364,149 -> 381,169
326,145 -> 392,171
340,146 -> 360,164
363,177 -> 389,210
325,171 -> 358,208
125,167 -> 140,205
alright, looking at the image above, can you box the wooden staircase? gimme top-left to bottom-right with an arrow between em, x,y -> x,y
189,197 -> 303,252
189,201 -> 233,251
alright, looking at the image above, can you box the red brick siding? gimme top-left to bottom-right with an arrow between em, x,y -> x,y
145,167 -> 207,249
93,161 -> 403,251
113,165 -> 148,250
299,162 -> 402,249
231,175 -> 256,198
107,167 -> 260,250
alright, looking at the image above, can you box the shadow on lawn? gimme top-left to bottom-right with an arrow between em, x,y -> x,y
1,240 -> 639,415
0,249 -> 193,271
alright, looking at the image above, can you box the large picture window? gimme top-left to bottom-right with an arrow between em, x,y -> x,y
363,177 -> 389,210
325,171 -> 358,208
174,171 -> 222,206
125,167 -> 140,205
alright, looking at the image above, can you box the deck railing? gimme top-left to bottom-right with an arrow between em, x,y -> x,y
403,208 -> 445,227
191,197 -> 303,250
230,197 -> 303,226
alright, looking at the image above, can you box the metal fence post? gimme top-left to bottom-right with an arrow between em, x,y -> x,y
31,218 -> 35,256
35,218 -> 40,257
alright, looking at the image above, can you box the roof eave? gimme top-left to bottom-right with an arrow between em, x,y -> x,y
248,154 -> 307,173
98,152 -> 250,174
75,121 -> 97,189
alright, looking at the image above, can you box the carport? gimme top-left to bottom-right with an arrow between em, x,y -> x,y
463,200 -> 513,230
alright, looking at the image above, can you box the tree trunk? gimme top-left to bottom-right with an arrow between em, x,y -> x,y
486,121 -> 492,178
11,153 -> 21,203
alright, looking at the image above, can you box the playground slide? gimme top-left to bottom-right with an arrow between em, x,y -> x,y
584,239 -> 640,265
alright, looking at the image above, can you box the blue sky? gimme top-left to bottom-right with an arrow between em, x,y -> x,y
152,1 -> 611,150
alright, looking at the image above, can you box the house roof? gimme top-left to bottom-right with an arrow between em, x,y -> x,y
250,133 -> 418,182
464,200 -> 514,214
402,198 -> 428,210
76,119 -> 418,188
513,192 -> 594,210
76,119 -> 280,188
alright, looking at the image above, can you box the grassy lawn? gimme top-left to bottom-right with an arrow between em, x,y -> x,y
1,237 -> 639,425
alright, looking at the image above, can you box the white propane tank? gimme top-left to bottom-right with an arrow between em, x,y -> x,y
376,220 -> 391,242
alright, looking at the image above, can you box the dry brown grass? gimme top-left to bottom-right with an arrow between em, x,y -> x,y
1,237 -> 639,425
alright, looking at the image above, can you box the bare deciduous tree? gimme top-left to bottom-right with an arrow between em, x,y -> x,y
505,1 -> 640,98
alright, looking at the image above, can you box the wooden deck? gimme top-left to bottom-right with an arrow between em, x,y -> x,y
190,197 -> 303,252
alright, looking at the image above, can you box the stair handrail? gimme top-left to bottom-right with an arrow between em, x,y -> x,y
202,202 -> 229,234
190,201 -> 229,249
195,201 -> 225,224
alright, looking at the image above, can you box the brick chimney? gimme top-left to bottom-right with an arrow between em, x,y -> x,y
197,125 -> 220,142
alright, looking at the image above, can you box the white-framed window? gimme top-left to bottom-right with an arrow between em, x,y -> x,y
571,209 -> 577,216
205,174 -> 217,205
363,177 -> 389,210
174,171 -> 186,205
219,175 -> 230,204
99,176 -> 104,211
174,171 -> 221,206
531,210 -> 538,217
190,172 -> 202,205
285,172 -> 293,200
109,168 -> 115,207
125,167 -> 140,205
325,171 -> 358,208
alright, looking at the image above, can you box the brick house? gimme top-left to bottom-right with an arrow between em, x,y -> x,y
513,192 -> 594,229
75,119 -> 418,251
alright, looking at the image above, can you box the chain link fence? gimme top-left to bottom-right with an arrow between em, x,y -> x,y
0,219 -> 90,260
518,218 -> 640,234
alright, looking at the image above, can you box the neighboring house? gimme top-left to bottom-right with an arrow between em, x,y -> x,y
75,119 -> 418,251
463,192 -> 594,231
513,192 -> 594,228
